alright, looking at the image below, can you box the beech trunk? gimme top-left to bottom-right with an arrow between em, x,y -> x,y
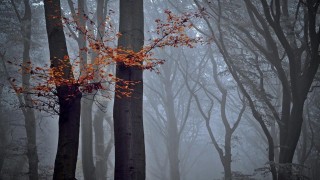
113,0 -> 145,179
43,0 -> 82,179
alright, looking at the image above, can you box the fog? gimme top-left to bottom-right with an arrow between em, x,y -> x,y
0,0 -> 320,180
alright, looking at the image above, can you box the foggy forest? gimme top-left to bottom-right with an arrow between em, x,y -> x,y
0,0 -> 320,180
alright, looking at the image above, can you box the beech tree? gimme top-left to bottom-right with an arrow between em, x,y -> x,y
65,1 -> 95,178
145,48 -> 194,180
246,2 -> 320,179
177,45 -> 246,180
113,0 -> 145,179
43,0 -> 82,179
1,0 -> 210,178
0,1 -> 39,179
11,1 -> 38,179
64,0 -> 111,178
189,0 -> 320,179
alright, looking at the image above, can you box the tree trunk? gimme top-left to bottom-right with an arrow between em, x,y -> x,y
104,135 -> 114,179
43,0 -> 82,179
81,0 -> 109,178
223,133 -> 232,180
24,111 -> 38,180
297,119 -> 308,177
94,108 -> 107,180
167,126 -> 180,180
19,1 -> 39,179
53,95 -> 81,180
167,140 -> 180,180
278,102 -> 304,180
0,112 -> 7,174
164,79 -> 180,180
113,0 -> 145,179
77,0 -> 96,178
81,99 -> 96,180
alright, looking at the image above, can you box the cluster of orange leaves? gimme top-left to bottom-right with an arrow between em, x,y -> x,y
151,9 -> 205,48
6,9 -> 205,112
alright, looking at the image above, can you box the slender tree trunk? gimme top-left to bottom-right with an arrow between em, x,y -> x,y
43,0 -> 82,179
0,138 -> 5,173
104,136 -> 114,179
81,99 -> 96,179
167,122 -> 180,180
23,111 -> 38,180
113,0 -> 145,179
0,112 -> 7,174
105,115 -> 115,179
93,111 -> 114,180
77,0 -> 96,178
297,119 -> 308,177
82,1 -> 109,178
271,115 -> 279,163
20,1 -> 39,179
167,128 -> 180,180
93,108 -> 107,179
164,80 -> 180,180
223,133 -> 232,180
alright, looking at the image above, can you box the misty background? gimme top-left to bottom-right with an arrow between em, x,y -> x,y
0,0 -> 320,179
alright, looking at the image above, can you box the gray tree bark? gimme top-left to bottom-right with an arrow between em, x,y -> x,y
44,0 -> 82,179
161,64 -> 181,180
80,1 -> 109,178
0,85 -> 7,176
76,0 -> 96,179
10,0 -> 39,179
113,0 -> 145,179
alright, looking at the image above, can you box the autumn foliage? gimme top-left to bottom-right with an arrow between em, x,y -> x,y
4,9 -> 204,114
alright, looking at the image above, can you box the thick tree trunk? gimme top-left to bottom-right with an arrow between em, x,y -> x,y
278,102 -> 304,180
113,0 -> 145,179
54,95 -> 81,179
43,0 -> 82,179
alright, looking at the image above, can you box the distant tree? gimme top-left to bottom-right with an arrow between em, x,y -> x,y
145,49 -> 194,180
11,1 -> 38,179
180,46 -> 246,180
0,0 -> 39,179
64,0 -> 113,178
189,0 -> 320,179
65,0 -> 96,178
